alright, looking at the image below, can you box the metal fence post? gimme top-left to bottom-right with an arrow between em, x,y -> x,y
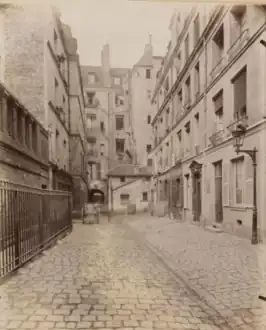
14,191 -> 20,267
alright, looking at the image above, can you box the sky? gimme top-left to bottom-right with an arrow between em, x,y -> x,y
56,0 -> 181,68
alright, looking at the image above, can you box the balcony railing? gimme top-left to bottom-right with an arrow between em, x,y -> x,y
209,128 -> 226,147
227,29 -> 249,61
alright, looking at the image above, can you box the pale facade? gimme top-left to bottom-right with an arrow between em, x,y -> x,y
150,4 -> 266,241
81,44 -> 133,202
130,41 -> 163,167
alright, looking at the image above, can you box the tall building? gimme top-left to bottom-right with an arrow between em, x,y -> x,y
62,24 -> 88,218
0,3 -> 88,216
129,38 -> 163,167
81,45 -> 134,201
150,4 -> 266,241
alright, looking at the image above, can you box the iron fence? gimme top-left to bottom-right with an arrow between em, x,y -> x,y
0,180 -> 72,278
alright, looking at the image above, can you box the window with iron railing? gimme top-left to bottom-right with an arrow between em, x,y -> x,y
32,121 -> 37,153
116,115 -> 124,130
116,138 -> 125,154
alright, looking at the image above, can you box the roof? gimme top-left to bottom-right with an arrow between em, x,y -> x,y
134,50 -> 152,68
107,164 -> 152,177
111,68 -> 129,77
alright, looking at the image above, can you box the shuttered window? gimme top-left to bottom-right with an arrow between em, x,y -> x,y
213,89 -> 223,113
232,66 -> 247,118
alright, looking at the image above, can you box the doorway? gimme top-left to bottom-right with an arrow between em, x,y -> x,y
192,173 -> 201,221
214,161 -> 223,223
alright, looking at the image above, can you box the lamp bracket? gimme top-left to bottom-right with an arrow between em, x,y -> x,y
235,148 -> 257,163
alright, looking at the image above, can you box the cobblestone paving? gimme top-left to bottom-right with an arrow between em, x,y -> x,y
127,215 -> 266,330
0,223 -> 231,330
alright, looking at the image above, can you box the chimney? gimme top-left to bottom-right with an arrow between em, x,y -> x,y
101,44 -> 111,87
144,34 -> 153,56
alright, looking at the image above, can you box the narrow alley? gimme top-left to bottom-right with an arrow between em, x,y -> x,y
0,222 -> 230,330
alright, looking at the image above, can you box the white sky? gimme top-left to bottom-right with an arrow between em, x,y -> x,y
57,0 -> 181,68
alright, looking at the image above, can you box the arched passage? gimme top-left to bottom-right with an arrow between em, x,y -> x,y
88,188 -> 105,204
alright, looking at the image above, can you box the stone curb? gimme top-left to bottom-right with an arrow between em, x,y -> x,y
124,222 -> 235,330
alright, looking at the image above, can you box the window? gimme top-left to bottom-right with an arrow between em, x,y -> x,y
7,102 -> 14,138
165,77 -> 169,92
63,139 -> 67,147
213,89 -> 224,131
54,78 -> 59,106
125,90 -> 129,95
87,92 -> 95,105
230,5 -> 247,46
88,73 -> 95,84
100,121 -> 105,133
146,144 -> 152,153
114,77 -> 121,85
194,62 -> 200,97
120,98 -> 124,105
120,193 -> 130,204
17,107 -> 22,142
142,192 -> 148,201
54,30 -> 58,53
100,143 -> 104,156
146,69 -> 151,79
32,121 -> 37,152
120,177 -> 125,183
147,158 -> 153,167
185,34 -> 189,61
147,115 -> 151,124
116,115 -> 124,130
212,24 -> 224,67
115,95 -> 119,106
185,76 -> 191,106
87,113 -> 96,121
147,90 -> 151,99
184,174 -> 190,208
193,14 -> 200,46
232,66 -> 247,120
25,116 -> 30,147
232,158 -> 244,204
178,89 -> 183,105
116,138 -> 125,154
184,121 -> 191,152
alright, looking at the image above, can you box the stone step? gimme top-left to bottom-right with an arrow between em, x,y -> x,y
205,224 -> 224,233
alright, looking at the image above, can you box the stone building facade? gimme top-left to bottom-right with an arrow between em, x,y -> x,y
63,24 -> 88,217
81,44 -> 134,201
0,3 -> 72,191
129,39 -> 163,167
150,4 -> 266,241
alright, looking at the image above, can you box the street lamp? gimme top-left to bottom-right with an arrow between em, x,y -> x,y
228,117 -> 258,245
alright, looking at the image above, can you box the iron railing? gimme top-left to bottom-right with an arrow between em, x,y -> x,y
0,180 -> 72,278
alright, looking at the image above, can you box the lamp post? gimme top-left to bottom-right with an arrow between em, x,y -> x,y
228,118 -> 258,245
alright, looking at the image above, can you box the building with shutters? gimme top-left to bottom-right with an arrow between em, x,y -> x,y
150,4 -> 266,241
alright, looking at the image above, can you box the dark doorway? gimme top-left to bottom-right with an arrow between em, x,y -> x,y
88,189 -> 104,204
214,161 -> 223,223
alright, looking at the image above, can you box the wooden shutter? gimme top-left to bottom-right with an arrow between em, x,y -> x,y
233,68 -> 247,115
229,161 -> 234,205
245,156 -> 253,205
223,162 -> 229,205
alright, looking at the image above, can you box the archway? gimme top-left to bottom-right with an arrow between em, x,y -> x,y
88,188 -> 105,204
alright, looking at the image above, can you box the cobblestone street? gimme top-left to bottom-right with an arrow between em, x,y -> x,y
0,222 -> 231,330
127,215 -> 266,330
